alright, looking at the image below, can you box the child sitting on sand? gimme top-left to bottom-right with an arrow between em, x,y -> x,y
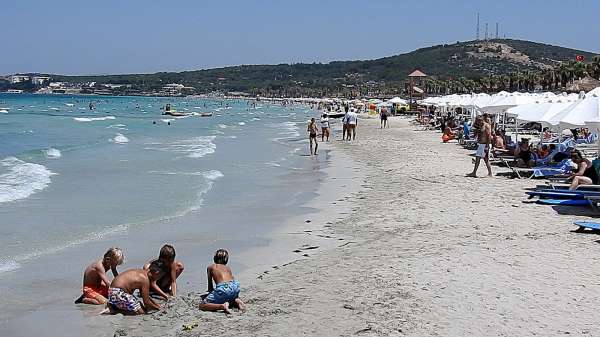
105,260 -> 163,315
199,249 -> 245,314
75,247 -> 124,305
143,244 -> 184,299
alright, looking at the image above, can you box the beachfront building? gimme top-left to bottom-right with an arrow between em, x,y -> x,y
162,83 -> 194,96
9,75 -> 30,84
31,76 -> 50,85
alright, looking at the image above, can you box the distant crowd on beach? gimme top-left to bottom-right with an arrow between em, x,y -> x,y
307,105 -> 365,155
423,108 -> 599,188
76,245 -> 244,315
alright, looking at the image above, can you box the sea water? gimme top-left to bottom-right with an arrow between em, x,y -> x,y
0,93 -> 328,330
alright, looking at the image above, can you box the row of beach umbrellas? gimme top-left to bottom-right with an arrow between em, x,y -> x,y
421,88 -> 600,130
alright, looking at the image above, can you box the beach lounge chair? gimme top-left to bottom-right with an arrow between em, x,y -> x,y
573,220 -> 600,231
526,189 -> 600,199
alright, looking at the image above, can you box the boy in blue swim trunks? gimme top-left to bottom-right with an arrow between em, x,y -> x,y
199,249 -> 245,314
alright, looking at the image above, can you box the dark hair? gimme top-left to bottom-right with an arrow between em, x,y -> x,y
149,260 -> 164,274
159,244 -> 176,261
213,249 -> 229,264
571,149 -> 582,159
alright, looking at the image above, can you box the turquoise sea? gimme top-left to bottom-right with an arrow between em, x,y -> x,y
0,93 -> 330,334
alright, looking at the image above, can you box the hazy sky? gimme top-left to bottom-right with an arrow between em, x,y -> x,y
1,0 -> 597,75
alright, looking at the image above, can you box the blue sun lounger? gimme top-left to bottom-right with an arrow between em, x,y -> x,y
537,199 -> 590,206
573,221 -> 600,231
526,190 -> 600,199
526,191 -> 587,199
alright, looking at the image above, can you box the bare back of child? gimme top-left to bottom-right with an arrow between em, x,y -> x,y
106,261 -> 163,316
199,249 -> 244,314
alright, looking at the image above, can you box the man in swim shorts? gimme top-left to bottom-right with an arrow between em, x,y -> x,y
106,260 -> 163,315
75,247 -> 124,305
346,109 -> 358,140
467,115 -> 493,177
307,118 -> 319,155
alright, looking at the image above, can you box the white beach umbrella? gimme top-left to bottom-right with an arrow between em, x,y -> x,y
564,93 -> 600,126
545,94 -> 587,126
388,97 -> 407,104
480,93 -> 537,114
508,101 -> 574,124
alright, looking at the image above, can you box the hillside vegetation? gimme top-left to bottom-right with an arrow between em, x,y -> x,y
47,39 -> 599,96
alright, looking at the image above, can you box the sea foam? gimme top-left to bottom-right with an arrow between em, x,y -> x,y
0,157 -> 55,203
146,136 -> 216,158
74,116 -> 116,122
112,133 -> 130,144
44,148 -> 62,159
190,170 -> 224,211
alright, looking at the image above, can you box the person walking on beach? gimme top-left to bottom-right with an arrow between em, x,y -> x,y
341,106 -> 349,140
320,113 -> 331,141
380,108 -> 388,129
467,115 -> 493,177
307,118 -> 319,155
346,108 -> 358,140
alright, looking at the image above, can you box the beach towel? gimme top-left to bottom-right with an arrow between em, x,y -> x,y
532,159 -> 574,177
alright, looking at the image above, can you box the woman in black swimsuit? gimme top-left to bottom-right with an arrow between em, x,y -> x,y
514,139 -> 535,167
570,150 -> 598,189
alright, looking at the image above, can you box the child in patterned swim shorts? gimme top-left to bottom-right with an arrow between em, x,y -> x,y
105,260 -> 163,315
199,249 -> 245,314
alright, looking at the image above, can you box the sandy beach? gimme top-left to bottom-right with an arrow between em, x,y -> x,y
93,117 -> 600,336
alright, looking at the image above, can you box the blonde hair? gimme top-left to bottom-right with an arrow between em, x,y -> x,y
104,247 -> 124,265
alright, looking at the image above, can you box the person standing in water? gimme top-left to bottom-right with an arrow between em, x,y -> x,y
320,113 -> 330,142
307,118 -> 319,155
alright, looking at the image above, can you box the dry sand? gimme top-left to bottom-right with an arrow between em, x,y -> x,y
109,117 -> 600,337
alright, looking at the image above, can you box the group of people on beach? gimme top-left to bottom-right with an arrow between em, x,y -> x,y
307,106 -> 359,155
76,245 -> 244,315
435,110 -> 600,189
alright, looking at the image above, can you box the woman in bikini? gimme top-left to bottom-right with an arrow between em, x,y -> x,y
307,118 -> 319,156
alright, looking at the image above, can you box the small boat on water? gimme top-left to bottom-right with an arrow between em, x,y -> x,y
200,112 -> 213,117
163,110 -> 186,116
328,112 -> 345,118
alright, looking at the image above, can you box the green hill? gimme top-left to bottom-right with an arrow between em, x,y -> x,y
50,39 -> 598,96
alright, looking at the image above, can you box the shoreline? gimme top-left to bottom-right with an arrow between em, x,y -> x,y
0,112 -> 365,337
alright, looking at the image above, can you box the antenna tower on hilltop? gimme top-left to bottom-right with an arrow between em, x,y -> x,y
485,23 -> 488,40
476,12 -> 480,40
495,23 -> 499,39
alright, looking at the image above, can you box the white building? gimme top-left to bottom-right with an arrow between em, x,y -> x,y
31,76 -> 50,85
9,75 -> 30,84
